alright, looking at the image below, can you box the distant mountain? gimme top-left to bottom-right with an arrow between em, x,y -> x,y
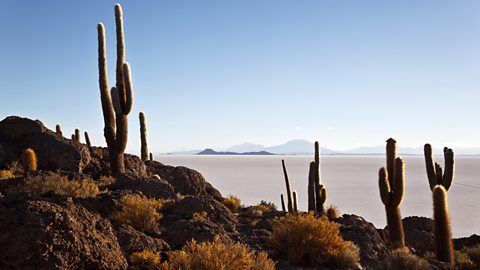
225,139 -> 336,155
224,143 -> 265,153
197,149 -> 275,156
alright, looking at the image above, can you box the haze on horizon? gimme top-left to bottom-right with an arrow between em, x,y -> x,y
0,1 -> 479,154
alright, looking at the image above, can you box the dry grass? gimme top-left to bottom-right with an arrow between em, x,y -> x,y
0,170 -> 14,180
97,175 -> 115,187
326,204 -> 340,220
17,174 -> 99,198
455,250 -> 476,270
160,235 -> 275,270
247,201 -> 276,217
192,211 -> 208,221
112,194 -> 164,234
380,248 -> 431,270
268,213 -> 360,268
223,195 -> 241,212
130,250 -> 161,269
461,245 -> 480,265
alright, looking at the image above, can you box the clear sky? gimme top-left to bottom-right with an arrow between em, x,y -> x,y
0,1 -> 479,153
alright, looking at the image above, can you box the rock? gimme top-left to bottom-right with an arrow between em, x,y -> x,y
454,234 -> 480,249
83,147 -> 148,178
0,196 -> 128,269
146,160 -> 223,201
109,175 -> 177,201
402,216 -> 435,255
337,214 -> 389,270
114,223 -> 170,257
0,116 -> 91,173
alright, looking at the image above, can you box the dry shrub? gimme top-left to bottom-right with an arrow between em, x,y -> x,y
97,175 -> 115,186
455,250 -> 475,270
130,250 -> 161,269
380,248 -> 431,270
0,170 -> 14,180
326,204 -> 340,220
20,174 -> 99,198
268,213 -> 360,268
461,245 -> 480,265
223,195 -> 241,212
161,235 -> 275,270
193,211 -> 208,221
112,194 -> 164,233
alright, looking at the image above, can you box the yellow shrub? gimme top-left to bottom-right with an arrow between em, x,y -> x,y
112,194 -> 164,233
455,250 -> 475,270
0,170 -> 14,180
193,211 -> 208,221
130,250 -> 161,269
20,174 -> 99,198
161,235 -> 275,270
380,248 -> 431,270
223,195 -> 241,212
268,213 -> 360,268
461,244 -> 480,265
21,148 -> 37,173
97,175 -> 115,187
326,204 -> 340,220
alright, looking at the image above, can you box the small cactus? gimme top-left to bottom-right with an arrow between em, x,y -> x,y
307,161 -> 316,212
432,185 -> 454,266
74,129 -> 80,142
139,112 -> 148,161
21,148 -> 37,173
149,152 -> 153,161
313,141 -> 327,214
378,138 -> 405,249
84,131 -> 92,149
293,191 -> 298,212
424,144 -> 454,191
55,124 -> 62,136
281,159 -> 294,212
280,194 -> 286,213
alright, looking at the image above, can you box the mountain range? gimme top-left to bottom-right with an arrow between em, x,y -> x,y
163,139 -> 480,156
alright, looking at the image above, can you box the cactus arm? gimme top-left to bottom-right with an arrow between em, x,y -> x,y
114,4 -> 126,112
442,148 -> 454,191
280,194 -> 286,213
122,62 -> 134,114
391,158 -> 404,207
307,161 -> 316,212
386,138 -> 396,188
293,191 -> 298,212
435,163 -> 443,185
424,144 -> 437,190
281,159 -> 294,212
379,167 -> 392,206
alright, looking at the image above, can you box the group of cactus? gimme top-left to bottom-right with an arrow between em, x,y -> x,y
378,138 -> 455,267
280,141 -> 328,215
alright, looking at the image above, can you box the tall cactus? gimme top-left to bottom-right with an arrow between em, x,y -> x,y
378,138 -> 405,249
281,159 -> 294,212
139,112 -> 148,161
84,131 -> 92,149
293,191 -> 298,212
98,4 -> 134,175
314,141 -> 327,214
424,144 -> 454,191
307,161 -> 316,212
74,129 -> 81,142
432,185 -> 454,266
56,124 -> 62,136
280,194 -> 286,213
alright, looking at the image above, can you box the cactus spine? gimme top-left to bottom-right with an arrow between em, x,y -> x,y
74,129 -> 80,142
307,161 -> 316,212
280,194 -> 286,213
378,138 -> 405,249
281,159 -> 294,212
424,144 -> 454,191
139,112 -> 148,161
84,131 -> 92,149
56,124 -> 62,136
149,152 -> 153,161
98,4 -> 134,176
432,185 -> 454,266
293,191 -> 298,212
21,148 -> 37,174
314,141 -> 327,214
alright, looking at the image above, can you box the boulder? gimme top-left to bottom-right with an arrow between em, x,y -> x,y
402,216 -> 435,255
0,116 -> 90,173
109,175 -> 177,201
114,223 -> 170,257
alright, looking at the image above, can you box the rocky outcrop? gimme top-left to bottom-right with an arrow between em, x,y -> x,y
146,160 -> 223,201
0,196 -> 128,270
109,175 -> 177,201
83,147 -> 148,179
402,216 -> 435,255
0,116 -> 90,173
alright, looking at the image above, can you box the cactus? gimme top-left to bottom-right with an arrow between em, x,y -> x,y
293,191 -> 298,212
98,4 -> 134,175
432,185 -> 454,266
281,159 -> 294,212
280,194 -> 286,213
56,124 -> 62,136
149,152 -> 153,161
71,134 -> 75,140
307,161 -> 316,212
139,112 -> 148,161
424,144 -> 454,191
74,129 -> 80,142
314,141 -> 327,214
21,148 -> 37,174
84,131 -> 92,149
378,138 -> 405,249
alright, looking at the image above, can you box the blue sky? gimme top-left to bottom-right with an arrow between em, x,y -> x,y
0,1 -> 479,153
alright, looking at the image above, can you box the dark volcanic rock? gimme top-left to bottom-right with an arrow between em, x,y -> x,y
83,147 -> 148,179
0,196 -> 128,269
114,223 -> 170,257
338,214 -> 389,270
402,216 -> 435,255
0,116 -> 90,173
146,160 -> 223,201
109,175 -> 177,201
454,234 -> 480,249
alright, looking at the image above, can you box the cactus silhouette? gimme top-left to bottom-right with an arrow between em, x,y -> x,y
74,129 -> 80,142
378,138 -> 405,249
98,4 -> 134,175
281,159 -> 294,212
307,161 -> 316,212
139,112 -> 148,161
84,131 -> 92,149
424,144 -> 454,191
293,191 -> 298,212
314,141 -> 327,214
149,152 -> 153,161
280,194 -> 286,213
432,185 -> 454,266
55,124 -> 62,136
21,148 -> 37,174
